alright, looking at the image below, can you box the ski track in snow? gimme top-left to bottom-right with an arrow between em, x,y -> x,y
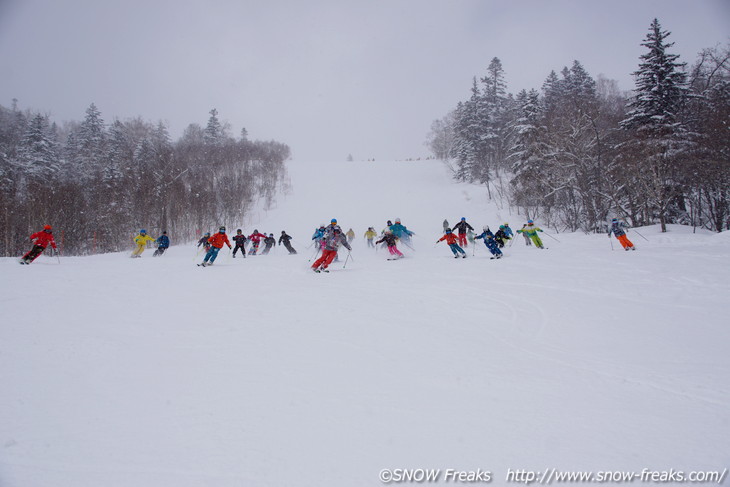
1,159 -> 729,486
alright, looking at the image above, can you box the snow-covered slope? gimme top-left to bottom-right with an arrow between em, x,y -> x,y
1,160 -> 728,487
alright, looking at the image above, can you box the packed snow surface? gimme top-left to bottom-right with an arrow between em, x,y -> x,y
1,159 -> 729,486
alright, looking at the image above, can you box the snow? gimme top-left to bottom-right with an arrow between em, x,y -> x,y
1,159 -> 729,486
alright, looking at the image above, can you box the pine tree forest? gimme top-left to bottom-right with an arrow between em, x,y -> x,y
427,19 -> 729,233
0,105 -> 290,256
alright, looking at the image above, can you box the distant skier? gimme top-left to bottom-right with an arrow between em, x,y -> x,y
608,218 -> 636,251
247,229 -> 268,255
436,228 -> 467,259
519,224 -> 532,246
442,219 -> 450,232
199,226 -> 232,266
451,217 -> 474,247
475,226 -> 502,259
375,230 -> 404,260
262,234 -> 276,254
311,227 -> 352,273
494,226 -> 511,248
197,232 -> 212,253
364,227 -> 377,248
153,231 -> 170,257
517,220 -> 545,249
232,229 -> 247,258
131,229 -> 155,258
345,228 -> 355,243
19,225 -> 58,265
279,231 -> 297,254
467,228 -> 476,245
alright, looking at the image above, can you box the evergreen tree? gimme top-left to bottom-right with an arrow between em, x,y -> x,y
620,19 -> 691,231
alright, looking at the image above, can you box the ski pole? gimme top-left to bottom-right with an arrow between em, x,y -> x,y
343,251 -> 351,269
543,232 -> 561,243
609,236 -> 614,251
632,229 -> 649,242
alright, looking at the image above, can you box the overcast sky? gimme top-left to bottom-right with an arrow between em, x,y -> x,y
0,0 -> 727,162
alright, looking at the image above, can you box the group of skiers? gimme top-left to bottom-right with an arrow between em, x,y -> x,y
17,217 -> 636,266
194,228 -> 298,266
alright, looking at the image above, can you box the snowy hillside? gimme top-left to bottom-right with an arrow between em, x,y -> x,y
1,159 -> 729,487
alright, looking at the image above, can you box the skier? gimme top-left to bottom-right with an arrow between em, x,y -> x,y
517,220 -> 545,249
442,219 -> 450,232
247,229 -> 268,255
364,227 -> 377,248
197,232 -> 212,253
325,218 -> 341,237
467,228 -> 476,245
199,226 -> 232,266
19,224 -> 58,264
375,230 -> 404,260
451,217 -> 474,247
131,229 -> 155,258
279,231 -> 297,254
232,229 -> 247,258
312,225 -> 326,249
475,226 -> 502,259
519,224 -> 532,246
502,223 -> 514,238
608,218 -> 636,251
262,234 -> 276,254
436,228 -> 467,259
153,231 -> 170,257
345,228 -> 355,243
390,218 -> 414,247
311,227 -> 352,273
494,225 -> 511,248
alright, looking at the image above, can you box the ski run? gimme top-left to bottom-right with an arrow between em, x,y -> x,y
2,159 -> 729,487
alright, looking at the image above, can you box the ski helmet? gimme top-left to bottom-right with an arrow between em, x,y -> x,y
281,230 -> 286,234
446,228 -> 452,233
162,230 -> 167,234
237,229 -> 242,233
387,220 -> 393,226
204,232 -> 210,236
331,218 -> 337,224
461,217 -> 466,221
219,226 -> 226,232
499,225 -> 505,229
504,222 -> 509,226
44,224 -> 52,230
333,228 -> 341,234
483,226 -> 489,232
140,229 -> 146,234
527,220 -> 533,224
395,218 -> 401,223
269,233 -> 273,237
253,229 -> 258,233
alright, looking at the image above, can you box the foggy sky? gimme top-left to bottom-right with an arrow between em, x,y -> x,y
0,0 -> 728,162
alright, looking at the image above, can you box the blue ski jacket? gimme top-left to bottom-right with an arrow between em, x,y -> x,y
155,235 -> 170,248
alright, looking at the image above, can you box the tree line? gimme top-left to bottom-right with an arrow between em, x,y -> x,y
0,104 -> 290,255
426,19 -> 729,233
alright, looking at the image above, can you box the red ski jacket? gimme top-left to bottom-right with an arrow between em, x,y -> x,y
207,233 -> 232,249
31,230 -> 57,249
438,233 -> 459,245
248,232 -> 267,243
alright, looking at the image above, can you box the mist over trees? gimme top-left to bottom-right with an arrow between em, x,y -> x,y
426,19 -> 729,233
0,104 -> 290,256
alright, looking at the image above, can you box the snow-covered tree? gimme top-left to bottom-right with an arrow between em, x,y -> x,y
620,19 -> 691,231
